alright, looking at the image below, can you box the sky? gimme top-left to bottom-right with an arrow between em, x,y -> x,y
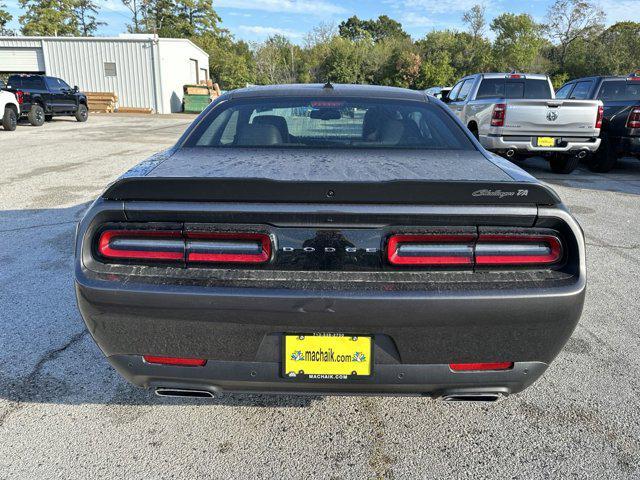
3,0 -> 639,42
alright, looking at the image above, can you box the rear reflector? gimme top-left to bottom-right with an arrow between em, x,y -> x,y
98,230 -> 184,261
475,234 -> 562,265
143,355 -> 207,367
186,232 -> 271,263
387,234 -> 475,266
449,362 -> 513,372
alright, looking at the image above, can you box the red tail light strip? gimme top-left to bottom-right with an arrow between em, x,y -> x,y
450,362 -> 514,372
185,232 -> 271,263
491,103 -> 507,127
143,355 -> 207,367
98,230 -> 184,261
596,105 -> 604,129
627,106 -> 640,129
387,234 -> 475,266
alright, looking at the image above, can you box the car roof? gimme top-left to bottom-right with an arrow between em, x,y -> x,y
226,83 -> 429,101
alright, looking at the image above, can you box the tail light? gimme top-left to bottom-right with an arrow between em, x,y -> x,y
186,232 -> 271,264
475,234 -> 562,266
96,228 -> 272,265
387,232 -> 563,268
491,103 -> 507,127
16,90 -> 24,104
387,234 -> 475,266
596,105 -> 604,129
98,230 -> 184,261
143,355 -> 207,367
450,362 -> 513,372
627,106 -> 640,129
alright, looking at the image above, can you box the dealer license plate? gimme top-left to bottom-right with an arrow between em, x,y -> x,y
537,137 -> 556,147
283,333 -> 372,380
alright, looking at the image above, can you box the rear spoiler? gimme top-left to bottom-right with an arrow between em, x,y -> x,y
102,177 -> 561,205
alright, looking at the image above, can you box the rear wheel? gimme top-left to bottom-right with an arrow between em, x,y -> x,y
28,104 -> 45,127
588,136 -> 617,173
75,104 -> 88,122
549,154 -> 579,174
2,107 -> 17,131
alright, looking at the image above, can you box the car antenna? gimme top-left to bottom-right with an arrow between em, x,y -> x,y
323,80 -> 334,89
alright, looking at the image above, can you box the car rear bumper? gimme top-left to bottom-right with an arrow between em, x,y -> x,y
76,269 -> 584,397
107,354 -> 548,398
480,134 -> 601,153
611,135 -> 640,156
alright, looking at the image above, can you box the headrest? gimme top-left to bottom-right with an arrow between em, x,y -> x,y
236,124 -> 283,146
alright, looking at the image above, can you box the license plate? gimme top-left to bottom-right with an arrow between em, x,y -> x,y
537,137 -> 556,147
283,333 -> 372,380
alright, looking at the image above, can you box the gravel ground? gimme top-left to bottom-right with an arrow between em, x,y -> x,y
1,114 -> 639,479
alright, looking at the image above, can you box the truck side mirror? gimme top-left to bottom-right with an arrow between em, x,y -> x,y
73,85 -> 79,92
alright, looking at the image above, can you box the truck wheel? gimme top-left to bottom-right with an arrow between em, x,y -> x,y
28,104 -> 45,126
75,104 -> 88,122
588,136 -> 617,173
549,154 -> 579,174
2,107 -> 18,131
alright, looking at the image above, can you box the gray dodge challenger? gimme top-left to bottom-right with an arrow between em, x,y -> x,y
74,84 -> 585,401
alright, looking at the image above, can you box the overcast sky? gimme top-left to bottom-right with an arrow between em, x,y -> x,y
3,0 -> 639,41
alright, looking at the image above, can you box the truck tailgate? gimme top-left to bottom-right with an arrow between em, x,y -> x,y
503,99 -> 600,136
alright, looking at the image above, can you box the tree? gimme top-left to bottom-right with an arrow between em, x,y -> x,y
319,36 -> 374,84
338,15 -> 408,43
0,2 -> 12,31
415,50 -> 456,89
254,35 -> 304,85
594,22 -> 640,75
74,0 -> 104,36
462,4 -> 486,39
545,0 -> 605,70
19,0 -> 79,36
491,13 -> 544,71
195,31 -> 254,89
122,0 -> 143,33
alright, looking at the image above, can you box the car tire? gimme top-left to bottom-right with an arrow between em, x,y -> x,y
45,114 -> 53,122
588,136 -> 617,173
75,104 -> 88,122
549,154 -> 579,174
2,107 -> 17,131
28,104 -> 45,127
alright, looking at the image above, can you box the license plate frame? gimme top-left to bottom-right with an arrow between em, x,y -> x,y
282,333 -> 373,381
536,136 -> 556,147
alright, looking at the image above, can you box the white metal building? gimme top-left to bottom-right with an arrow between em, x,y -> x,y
0,35 -> 209,113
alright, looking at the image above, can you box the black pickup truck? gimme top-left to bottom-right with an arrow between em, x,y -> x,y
4,74 -> 88,126
556,72 -> 640,172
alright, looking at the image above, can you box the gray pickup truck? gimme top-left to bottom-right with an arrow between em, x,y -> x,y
444,73 -> 603,173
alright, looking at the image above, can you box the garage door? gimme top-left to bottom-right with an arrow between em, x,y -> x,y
0,47 -> 45,73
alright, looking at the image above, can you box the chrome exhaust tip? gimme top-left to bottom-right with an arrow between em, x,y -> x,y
577,150 -> 588,159
505,149 -> 516,158
155,388 -> 215,399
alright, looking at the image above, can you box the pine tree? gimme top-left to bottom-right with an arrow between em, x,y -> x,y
0,2 -> 13,31
19,0 -> 79,36
74,0 -> 104,36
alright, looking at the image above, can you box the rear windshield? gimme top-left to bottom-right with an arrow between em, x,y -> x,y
598,81 -> 640,101
184,97 -> 475,150
476,78 -> 552,99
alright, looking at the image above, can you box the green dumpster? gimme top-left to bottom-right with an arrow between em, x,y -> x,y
183,94 -> 211,113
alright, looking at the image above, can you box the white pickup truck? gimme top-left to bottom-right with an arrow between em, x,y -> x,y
1,84 -> 19,131
444,73 -> 603,173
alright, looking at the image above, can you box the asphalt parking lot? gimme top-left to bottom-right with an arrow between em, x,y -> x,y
1,114 -> 639,479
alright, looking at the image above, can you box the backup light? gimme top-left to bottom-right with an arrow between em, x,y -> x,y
387,234 -> 476,266
98,230 -> 184,261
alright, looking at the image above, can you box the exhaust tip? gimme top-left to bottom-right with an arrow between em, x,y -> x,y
155,388 -> 215,399
577,150 -> 588,159
505,149 -> 515,158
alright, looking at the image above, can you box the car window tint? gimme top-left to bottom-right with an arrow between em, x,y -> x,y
523,79 -> 553,99
456,80 -> 474,101
45,77 -> 64,92
505,82 -> 524,98
188,97 -> 475,151
476,79 -> 504,99
21,76 -> 44,89
598,81 -> 640,101
555,84 -> 573,99
569,81 -> 593,99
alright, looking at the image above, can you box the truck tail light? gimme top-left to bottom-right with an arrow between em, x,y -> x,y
96,228 -> 272,265
143,355 -> 207,367
491,103 -> 507,127
97,230 -> 184,261
627,106 -> 640,129
185,232 -> 271,264
450,362 -> 513,372
596,105 -> 604,128
387,234 -> 476,266
16,90 -> 24,104
475,234 -> 562,266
